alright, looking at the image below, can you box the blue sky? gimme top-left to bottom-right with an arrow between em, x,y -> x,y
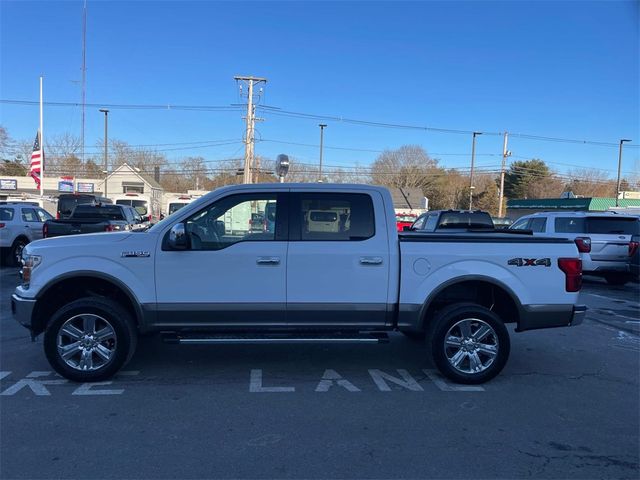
1,0 -> 638,177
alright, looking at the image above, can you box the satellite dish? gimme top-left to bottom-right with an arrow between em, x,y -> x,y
275,154 -> 290,179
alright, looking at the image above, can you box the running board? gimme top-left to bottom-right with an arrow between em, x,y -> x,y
162,332 -> 389,345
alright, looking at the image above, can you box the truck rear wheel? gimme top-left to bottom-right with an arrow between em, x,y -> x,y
44,297 -> 137,382
428,303 -> 510,384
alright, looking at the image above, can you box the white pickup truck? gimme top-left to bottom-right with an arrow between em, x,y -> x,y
12,184 -> 586,384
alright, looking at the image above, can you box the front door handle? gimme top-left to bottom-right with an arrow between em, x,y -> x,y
256,257 -> 280,265
360,256 -> 383,265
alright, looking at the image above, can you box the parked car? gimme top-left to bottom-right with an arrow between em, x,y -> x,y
43,204 -> 146,238
113,193 -> 160,224
395,213 -> 418,232
510,211 -> 640,285
249,212 -> 265,232
630,234 -> 639,280
13,184 -> 585,384
57,193 -> 112,219
0,202 -> 53,266
411,210 -> 495,232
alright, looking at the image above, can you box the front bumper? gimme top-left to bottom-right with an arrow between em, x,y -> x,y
11,293 -> 36,331
517,304 -> 587,332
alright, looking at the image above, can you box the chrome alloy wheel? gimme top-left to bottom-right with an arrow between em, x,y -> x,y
56,314 -> 117,371
444,318 -> 499,374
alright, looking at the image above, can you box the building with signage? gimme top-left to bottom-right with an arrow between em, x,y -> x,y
506,196 -> 640,219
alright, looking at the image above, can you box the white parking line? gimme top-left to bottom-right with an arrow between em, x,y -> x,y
594,309 -> 640,322
586,293 -> 640,307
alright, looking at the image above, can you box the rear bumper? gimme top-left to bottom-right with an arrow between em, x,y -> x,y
11,293 -> 36,331
582,257 -> 629,274
517,304 -> 587,332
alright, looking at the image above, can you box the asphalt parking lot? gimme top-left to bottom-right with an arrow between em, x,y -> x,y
1,267 -> 638,479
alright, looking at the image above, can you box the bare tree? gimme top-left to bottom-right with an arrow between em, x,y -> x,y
565,168 -> 616,197
371,145 -> 439,189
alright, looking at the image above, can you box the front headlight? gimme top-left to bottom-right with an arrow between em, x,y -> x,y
20,254 -> 42,288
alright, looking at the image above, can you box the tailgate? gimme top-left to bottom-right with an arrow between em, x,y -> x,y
590,234 -> 631,261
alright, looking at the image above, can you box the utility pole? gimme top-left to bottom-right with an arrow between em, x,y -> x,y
318,124 -> 327,182
234,76 -> 267,184
615,139 -> 632,206
498,132 -> 510,217
469,131 -> 482,210
99,109 -> 109,197
81,0 -> 87,164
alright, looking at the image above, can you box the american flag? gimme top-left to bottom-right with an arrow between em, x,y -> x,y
30,131 -> 43,189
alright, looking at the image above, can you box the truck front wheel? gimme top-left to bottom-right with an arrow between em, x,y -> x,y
44,297 -> 137,382
429,303 -> 510,384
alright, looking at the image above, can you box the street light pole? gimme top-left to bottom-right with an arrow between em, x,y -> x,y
318,124 -> 327,182
99,109 -> 109,197
469,131 -> 482,209
615,139 -> 631,207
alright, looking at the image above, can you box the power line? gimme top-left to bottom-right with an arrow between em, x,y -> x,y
0,99 -> 242,112
4,97 -> 638,148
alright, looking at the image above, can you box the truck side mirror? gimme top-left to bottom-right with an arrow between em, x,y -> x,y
169,223 -> 188,250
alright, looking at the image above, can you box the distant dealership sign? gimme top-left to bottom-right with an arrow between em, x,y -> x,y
0,179 -> 18,190
76,182 -> 94,193
58,178 -> 74,193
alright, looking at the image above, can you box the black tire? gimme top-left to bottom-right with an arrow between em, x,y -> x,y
428,302 -> 510,384
604,274 -> 629,286
44,297 -> 137,382
7,237 -> 28,267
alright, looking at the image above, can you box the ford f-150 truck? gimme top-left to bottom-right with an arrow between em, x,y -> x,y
12,183 -> 586,384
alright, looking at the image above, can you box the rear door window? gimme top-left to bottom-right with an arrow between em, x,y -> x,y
21,208 -> 38,222
292,193 -> 374,241
555,217 -> 585,233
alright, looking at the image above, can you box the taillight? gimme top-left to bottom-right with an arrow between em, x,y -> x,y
42,223 -> 48,238
56,212 -> 60,219
630,241 -> 639,257
105,225 -> 115,232
574,237 -> 591,253
0,223 -> 5,229
558,258 -> 582,292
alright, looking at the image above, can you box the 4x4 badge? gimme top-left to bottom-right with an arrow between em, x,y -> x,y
508,257 -> 551,267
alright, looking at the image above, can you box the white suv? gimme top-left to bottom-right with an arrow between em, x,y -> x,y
511,211 -> 639,285
0,202 -> 53,267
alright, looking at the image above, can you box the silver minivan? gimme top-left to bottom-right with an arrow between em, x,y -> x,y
510,211 -> 639,285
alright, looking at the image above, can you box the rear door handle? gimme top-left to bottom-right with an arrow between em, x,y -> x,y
360,256 -> 383,265
256,257 -> 280,265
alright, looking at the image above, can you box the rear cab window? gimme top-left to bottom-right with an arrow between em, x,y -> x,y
291,193 -> 375,241
72,205 -> 126,220
437,211 -> 494,229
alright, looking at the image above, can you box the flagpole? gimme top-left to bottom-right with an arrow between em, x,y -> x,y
39,76 -> 44,197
